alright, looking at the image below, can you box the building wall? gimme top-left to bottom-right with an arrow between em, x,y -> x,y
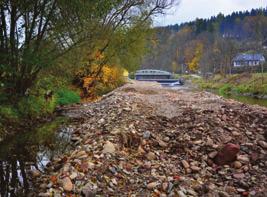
234,60 -> 263,67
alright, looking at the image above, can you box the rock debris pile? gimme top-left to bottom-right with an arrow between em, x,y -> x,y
36,82 -> 267,197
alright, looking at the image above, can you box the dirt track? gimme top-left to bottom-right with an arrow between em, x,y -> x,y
36,81 -> 267,197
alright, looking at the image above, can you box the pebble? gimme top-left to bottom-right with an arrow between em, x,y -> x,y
162,182 -> 168,191
191,166 -> 201,172
62,177 -> 73,192
158,139 -> 168,147
70,172 -> 78,180
31,169 -> 41,178
233,173 -> 245,179
102,141 -> 116,154
146,152 -> 156,160
208,151 -> 218,159
218,191 -> 231,197
163,137 -> 170,142
233,161 -> 242,169
38,193 -> 50,197
237,155 -> 250,163
258,140 -> 267,149
181,160 -> 190,168
147,182 -> 158,189
177,190 -> 187,197
143,131 -> 151,139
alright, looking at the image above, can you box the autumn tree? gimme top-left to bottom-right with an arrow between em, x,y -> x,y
0,0 -> 177,99
188,42 -> 203,72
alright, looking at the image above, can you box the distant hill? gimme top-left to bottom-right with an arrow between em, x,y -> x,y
142,8 -> 267,74
164,8 -> 267,37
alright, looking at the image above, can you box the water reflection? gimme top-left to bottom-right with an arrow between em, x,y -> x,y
208,89 -> 267,107
0,119 -> 72,196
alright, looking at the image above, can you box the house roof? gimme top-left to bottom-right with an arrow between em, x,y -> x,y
233,53 -> 265,62
135,69 -> 172,76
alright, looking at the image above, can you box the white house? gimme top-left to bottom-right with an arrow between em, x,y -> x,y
233,53 -> 265,67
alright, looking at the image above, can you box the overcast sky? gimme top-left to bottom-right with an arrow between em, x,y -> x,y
155,0 -> 267,26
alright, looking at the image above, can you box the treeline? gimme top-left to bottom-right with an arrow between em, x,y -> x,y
142,8 -> 267,74
0,0 -> 176,129
166,8 -> 267,37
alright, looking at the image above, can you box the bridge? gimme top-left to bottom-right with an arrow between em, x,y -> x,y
135,69 -> 184,85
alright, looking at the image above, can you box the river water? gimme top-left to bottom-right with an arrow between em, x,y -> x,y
209,90 -> 267,108
0,118 -> 72,196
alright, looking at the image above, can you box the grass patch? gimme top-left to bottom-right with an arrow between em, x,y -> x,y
193,73 -> 267,96
219,84 -> 232,95
56,88 -> 81,105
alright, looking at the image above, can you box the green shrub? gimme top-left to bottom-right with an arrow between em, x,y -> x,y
233,85 -> 246,94
0,106 -> 19,121
219,84 -> 232,95
17,95 -> 57,117
56,88 -> 80,105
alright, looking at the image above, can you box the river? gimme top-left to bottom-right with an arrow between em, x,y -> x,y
0,118 -> 72,196
209,90 -> 267,108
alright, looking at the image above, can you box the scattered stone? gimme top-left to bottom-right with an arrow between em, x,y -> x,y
143,131 -> 151,139
177,190 -> 187,197
146,152 -> 156,160
31,169 -> 41,178
218,191 -> 231,197
233,173 -> 245,179
258,140 -> 267,149
70,172 -> 78,180
214,143 -> 240,165
81,186 -> 96,197
208,151 -> 218,159
181,160 -> 190,168
162,182 -> 168,191
163,137 -> 170,142
102,141 -> 116,154
237,155 -> 250,163
191,166 -> 201,172
62,177 -> 73,192
38,193 -> 50,197
147,182 -> 158,189
35,82 -> 267,196
233,161 -> 242,169
158,139 -> 167,147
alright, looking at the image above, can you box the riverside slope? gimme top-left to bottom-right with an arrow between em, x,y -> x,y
36,81 -> 267,197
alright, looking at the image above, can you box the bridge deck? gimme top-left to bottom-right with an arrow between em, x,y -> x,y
136,79 -> 180,83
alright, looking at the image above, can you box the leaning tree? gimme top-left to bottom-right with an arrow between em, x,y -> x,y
0,0 -> 177,97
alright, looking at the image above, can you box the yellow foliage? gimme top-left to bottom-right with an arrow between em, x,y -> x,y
81,64 -> 125,99
188,42 -> 203,72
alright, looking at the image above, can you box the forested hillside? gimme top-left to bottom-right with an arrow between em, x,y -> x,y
142,8 -> 267,74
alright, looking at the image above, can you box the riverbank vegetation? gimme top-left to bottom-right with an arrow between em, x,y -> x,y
193,73 -> 267,96
0,0 -> 177,137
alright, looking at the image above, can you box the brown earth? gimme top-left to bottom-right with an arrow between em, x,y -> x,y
36,81 -> 267,197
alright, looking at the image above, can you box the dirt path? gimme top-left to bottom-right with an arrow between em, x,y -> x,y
36,81 -> 267,197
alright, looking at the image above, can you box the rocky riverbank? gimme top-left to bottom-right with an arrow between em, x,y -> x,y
35,81 -> 267,197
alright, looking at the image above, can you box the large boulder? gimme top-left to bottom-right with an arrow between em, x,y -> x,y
214,143 -> 240,165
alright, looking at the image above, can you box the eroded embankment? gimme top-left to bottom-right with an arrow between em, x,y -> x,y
36,81 -> 267,197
